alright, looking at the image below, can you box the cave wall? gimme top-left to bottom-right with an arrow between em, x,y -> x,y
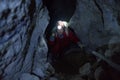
0,0 -> 50,80
69,1 -> 120,79
0,0 -> 120,80
70,0 -> 120,50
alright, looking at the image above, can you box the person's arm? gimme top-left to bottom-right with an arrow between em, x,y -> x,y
69,30 -> 84,49
48,33 -> 56,46
69,30 -> 79,43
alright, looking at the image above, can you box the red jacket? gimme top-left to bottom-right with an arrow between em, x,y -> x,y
48,30 -> 79,55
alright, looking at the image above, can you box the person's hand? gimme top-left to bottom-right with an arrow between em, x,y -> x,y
50,33 -> 55,41
79,44 -> 85,49
51,33 -> 55,36
77,42 -> 85,49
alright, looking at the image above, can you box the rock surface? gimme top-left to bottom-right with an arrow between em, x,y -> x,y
20,73 -> 39,80
0,0 -> 50,80
70,0 -> 120,50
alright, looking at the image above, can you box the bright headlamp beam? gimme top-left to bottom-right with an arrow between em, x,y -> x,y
57,26 -> 62,30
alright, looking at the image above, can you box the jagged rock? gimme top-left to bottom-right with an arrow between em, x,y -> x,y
94,66 -> 103,80
70,0 -> 120,50
0,0 -> 50,80
20,73 -> 39,80
79,63 -> 92,76
105,36 -> 120,62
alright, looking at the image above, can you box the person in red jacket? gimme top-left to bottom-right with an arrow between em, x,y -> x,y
48,20 -> 83,60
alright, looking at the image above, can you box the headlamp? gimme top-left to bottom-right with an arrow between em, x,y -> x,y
57,25 -> 62,30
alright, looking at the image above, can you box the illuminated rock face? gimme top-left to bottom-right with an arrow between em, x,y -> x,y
70,0 -> 120,50
0,0 -> 50,80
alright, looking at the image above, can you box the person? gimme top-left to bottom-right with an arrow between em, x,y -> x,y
48,20 -> 83,61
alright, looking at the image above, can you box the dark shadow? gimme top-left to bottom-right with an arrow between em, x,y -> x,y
52,46 -> 86,74
43,0 -> 77,38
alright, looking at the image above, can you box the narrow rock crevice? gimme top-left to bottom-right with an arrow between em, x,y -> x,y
43,0 -> 82,74
43,0 -> 77,37
93,0 -> 104,28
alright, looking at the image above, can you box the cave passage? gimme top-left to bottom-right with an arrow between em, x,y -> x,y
43,0 -> 79,74
43,0 -> 77,37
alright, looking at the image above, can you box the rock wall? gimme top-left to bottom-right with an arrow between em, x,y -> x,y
0,0 -> 120,80
70,0 -> 120,50
69,1 -> 120,79
0,0 -> 50,80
